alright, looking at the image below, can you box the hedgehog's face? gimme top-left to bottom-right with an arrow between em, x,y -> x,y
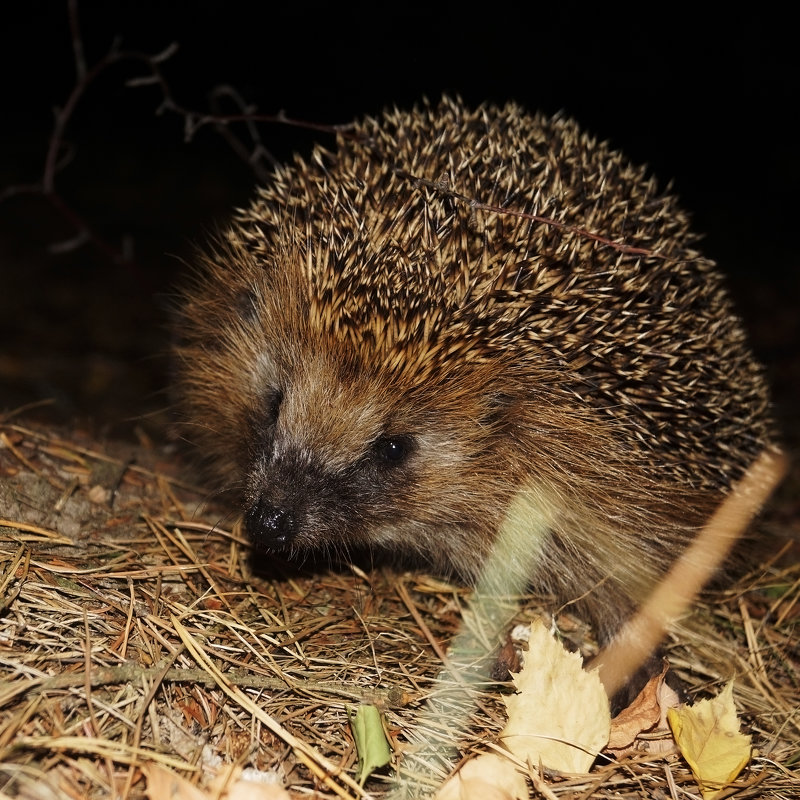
241,351 -> 511,573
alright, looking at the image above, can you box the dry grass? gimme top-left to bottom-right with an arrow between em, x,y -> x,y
0,418 -> 798,799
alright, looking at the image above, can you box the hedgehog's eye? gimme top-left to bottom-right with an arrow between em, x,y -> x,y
373,434 -> 413,466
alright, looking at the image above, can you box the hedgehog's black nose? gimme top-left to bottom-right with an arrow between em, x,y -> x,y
244,495 -> 297,549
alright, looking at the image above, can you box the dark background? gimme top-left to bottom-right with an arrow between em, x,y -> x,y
1,3 -> 797,462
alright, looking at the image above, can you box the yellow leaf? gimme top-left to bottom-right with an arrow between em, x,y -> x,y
499,619 -> 610,773
667,682 -> 752,800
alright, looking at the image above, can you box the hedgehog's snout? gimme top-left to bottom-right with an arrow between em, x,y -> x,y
243,442 -> 334,551
244,494 -> 298,549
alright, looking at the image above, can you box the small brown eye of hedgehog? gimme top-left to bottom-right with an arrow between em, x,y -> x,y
372,434 -> 414,467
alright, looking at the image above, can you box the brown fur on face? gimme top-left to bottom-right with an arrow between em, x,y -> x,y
173,97 -> 775,639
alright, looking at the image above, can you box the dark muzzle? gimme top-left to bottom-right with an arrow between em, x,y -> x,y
244,494 -> 298,549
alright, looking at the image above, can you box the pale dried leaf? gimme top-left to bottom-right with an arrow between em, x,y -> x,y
145,764 -> 293,800
500,619 -> 610,773
144,764 -> 208,800
224,781 -> 292,800
435,752 -> 527,800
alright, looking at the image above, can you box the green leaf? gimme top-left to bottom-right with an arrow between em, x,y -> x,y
347,704 -> 392,785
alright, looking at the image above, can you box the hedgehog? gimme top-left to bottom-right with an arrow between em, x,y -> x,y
173,96 -> 775,642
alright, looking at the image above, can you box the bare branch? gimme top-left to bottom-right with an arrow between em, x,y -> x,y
399,171 -> 667,260
47,229 -> 91,254
67,0 -> 87,80
1,1 -> 353,269
5,0 -> 655,274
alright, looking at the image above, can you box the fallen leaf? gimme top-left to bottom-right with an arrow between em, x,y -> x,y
491,635 -> 522,681
606,661 -> 678,757
145,764 -> 292,800
668,682 -> 752,800
223,780 -> 292,800
347,704 -> 392,785
435,752 -> 527,800
500,619 -> 610,773
144,764 -> 207,800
